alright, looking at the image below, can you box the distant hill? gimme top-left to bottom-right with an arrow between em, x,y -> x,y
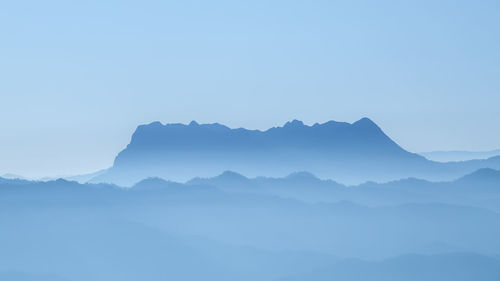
1,173 -> 29,180
184,168 -> 500,212
3,173 -> 500,263
280,253 -> 500,281
63,169 -> 109,183
421,150 -> 500,162
455,168 -> 500,185
89,118 -> 500,186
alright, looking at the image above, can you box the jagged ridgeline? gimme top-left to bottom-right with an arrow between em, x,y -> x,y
4,118 -> 500,281
90,118 -> 500,186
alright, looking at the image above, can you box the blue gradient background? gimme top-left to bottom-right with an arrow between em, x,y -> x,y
1,0 -> 499,177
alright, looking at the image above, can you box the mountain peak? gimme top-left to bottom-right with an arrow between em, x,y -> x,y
353,117 -> 380,129
283,119 -> 305,128
218,171 -> 249,181
148,121 -> 163,127
132,177 -> 182,191
286,171 -> 318,180
458,168 -> 500,183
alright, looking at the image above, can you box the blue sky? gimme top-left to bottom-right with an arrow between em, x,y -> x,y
1,0 -> 499,177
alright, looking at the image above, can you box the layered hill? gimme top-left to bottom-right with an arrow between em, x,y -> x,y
90,118 -> 500,186
3,171 -> 500,271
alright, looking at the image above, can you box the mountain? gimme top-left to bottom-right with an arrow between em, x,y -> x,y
280,253 -> 500,281
90,118 -> 500,186
3,172 -> 500,280
63,169 -> 109,183
1,173 -> 29,180
187,171 -> 346,200
4,175 -> 500,260
186,168 -> 500,212
455,168 -> 500,185
421,149 -> 500,162
0,176 -> 32,185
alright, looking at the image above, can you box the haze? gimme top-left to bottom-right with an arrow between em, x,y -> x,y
1,0 -> 500,177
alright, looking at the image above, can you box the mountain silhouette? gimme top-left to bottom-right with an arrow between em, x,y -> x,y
421,149 -> 500,162
4,174 -> 500,262
280,253 -> 500,281
456,168 -> 500,183
90,118 -> 500,186
183,168 -> 500,211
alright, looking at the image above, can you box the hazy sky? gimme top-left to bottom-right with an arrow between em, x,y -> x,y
1,0 -> 499,177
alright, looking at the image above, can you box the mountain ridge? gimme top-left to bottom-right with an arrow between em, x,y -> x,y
421,149 -> 500,162
89,118 -> 500,186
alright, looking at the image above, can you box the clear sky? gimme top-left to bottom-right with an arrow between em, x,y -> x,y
1,0 -> 499,178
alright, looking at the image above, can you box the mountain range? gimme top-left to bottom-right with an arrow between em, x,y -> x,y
420,149 -> 500,162
89,118 -> 500,186
2,168 -> 500,280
